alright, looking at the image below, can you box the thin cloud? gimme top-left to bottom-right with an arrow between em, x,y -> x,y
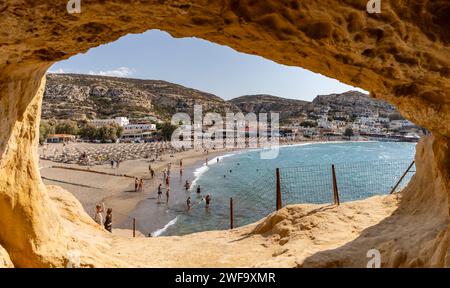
48,68 -> 66,74
88,67 -> 135,78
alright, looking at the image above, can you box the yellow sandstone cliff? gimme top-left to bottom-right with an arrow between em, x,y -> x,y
0,0 -> 449,267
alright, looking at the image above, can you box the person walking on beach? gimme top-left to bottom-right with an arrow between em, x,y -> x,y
205,195 -> 211,209
134,177 -> 139,192
180,168 -> 183,177
139,178 -> 144,192
104,208 -> 113,233
180,159 -> 183,169
94,203 -> 105,225
163,170 -> 167,182
165,175 -> 170,187
157,184 -> 163,203
187,197 -> 191,210
148,164 -> 152,174
110,159 -> 115,169
205,158 -> 208,166
150,168 -> 154,179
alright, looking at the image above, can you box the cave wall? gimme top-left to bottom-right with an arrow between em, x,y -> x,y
0,0 -> 449,267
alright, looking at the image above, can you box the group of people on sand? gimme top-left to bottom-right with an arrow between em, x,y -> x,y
134,177 -> 145,192
94,203 -> 113,233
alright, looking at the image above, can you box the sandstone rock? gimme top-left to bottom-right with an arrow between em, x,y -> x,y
0,245 -> 14,268
0,0 -> 449,267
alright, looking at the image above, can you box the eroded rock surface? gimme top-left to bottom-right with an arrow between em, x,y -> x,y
0,0 -> 449,267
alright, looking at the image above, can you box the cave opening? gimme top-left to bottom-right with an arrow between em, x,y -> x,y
0,1 -> 449,268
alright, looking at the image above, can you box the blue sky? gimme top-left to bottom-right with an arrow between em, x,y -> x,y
49,30 -> 366,101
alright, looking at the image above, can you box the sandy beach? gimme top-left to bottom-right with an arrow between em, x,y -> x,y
39,139 -> 374,236
39,142 -> 245,235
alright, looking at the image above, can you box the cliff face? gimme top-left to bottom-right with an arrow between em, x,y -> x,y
43,74 -> 240,120
229,94 -> 308,122
0,0 -> 449,267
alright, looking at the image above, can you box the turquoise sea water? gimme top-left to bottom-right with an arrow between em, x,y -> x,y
157,141 -> 416,236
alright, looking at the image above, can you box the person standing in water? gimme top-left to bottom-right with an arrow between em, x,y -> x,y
196,185 -> 201,194
157,184 -> 163,203
187,197 -> 191,210
104,208 -> 113,233
205,195 -> 211,209
184,180 -> 190,191
166,187 -> 170,204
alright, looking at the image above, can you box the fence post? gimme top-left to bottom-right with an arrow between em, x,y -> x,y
390,161 -> 415,194
332,164 -> 340,206
133,218 -> 136,238
230,198 -> 234,230
276,168 -> 282,210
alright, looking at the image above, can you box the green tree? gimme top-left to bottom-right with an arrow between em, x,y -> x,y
344,127 -> 354,138
39,121 -> 55,144
79,124 -> 98,140
160,122 -> 177,141
98,125 -> 119,142
55,120 -> 79,135
300,121 -> 318,128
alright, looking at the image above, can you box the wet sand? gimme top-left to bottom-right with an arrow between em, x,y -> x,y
39,143 -> 235,231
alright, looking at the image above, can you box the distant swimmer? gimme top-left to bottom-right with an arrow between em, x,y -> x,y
229,170 -> 232,173
197,185 -> 201,194
187,197 -> 191,210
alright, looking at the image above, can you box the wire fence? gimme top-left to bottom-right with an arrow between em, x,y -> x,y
98,159 -> 416,237
229,159 -> 415,229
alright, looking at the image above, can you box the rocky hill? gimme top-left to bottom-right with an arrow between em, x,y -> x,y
228,94 -> 308,121
43,74 -> 398,123
310,91 -> 397,116
43,74 -> 240,120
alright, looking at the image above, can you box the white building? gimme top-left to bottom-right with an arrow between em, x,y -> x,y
123,123 -> 157,135
318,116 -> 332,129
91,117 -> 129,128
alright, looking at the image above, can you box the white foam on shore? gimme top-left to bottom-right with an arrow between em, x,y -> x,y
151,216 -> 178,237
189,153 -> 236,190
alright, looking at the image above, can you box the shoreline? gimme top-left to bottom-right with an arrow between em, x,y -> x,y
39,139 -> 408,235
